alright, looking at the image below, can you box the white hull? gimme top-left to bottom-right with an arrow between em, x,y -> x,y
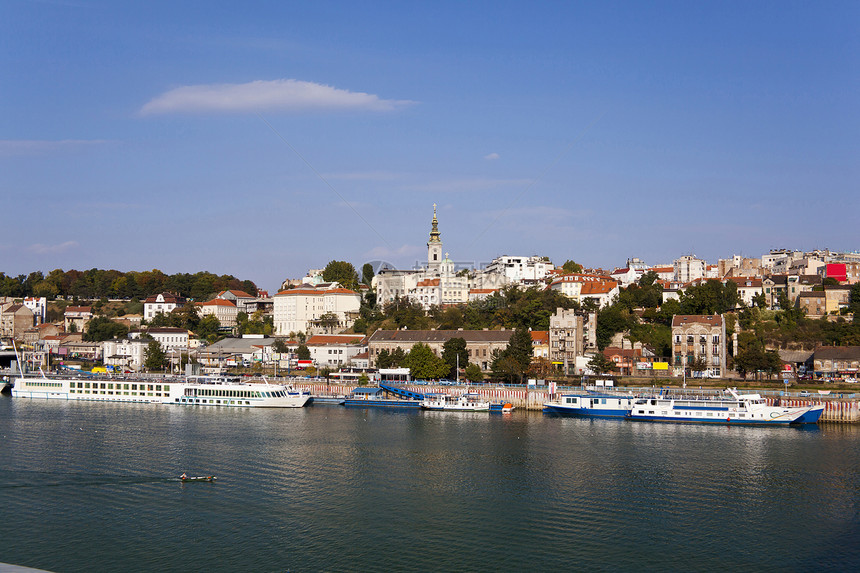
12,376 -> 310,408
628,388 -> 821,425
421,393 -> 490,411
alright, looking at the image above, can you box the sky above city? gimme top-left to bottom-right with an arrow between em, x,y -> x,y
2,1 -> 858,292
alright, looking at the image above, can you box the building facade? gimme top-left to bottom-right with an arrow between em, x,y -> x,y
273,285 -> 361,336
367,329 -> 514,371
548,308 -> 597,375
671,315 -> 727,378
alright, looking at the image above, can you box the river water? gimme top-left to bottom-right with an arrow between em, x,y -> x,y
1,395 -> 859,572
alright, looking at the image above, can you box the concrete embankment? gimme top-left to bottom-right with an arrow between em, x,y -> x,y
294,382 -> 860,423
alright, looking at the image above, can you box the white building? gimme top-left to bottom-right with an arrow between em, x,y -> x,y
547,274 -> 619,309
673,255 -> 707,284
374,206 -> 520,310
483,256 -> 553,283
131,327 -> 190,352
273,286 -> 361,336
102,338 -> 149,371
306,334 -> 368,368
23,297 -> 47,324
197,298 -> 239,327
143,293 -> 185,321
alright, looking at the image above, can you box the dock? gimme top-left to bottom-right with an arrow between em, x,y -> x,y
296,381 -> 860,423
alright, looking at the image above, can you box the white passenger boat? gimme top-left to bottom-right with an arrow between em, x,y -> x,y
12,374 -> 310,408
421,392 -> 490,412
168,376 -> 310,408
627,388 -> 824,425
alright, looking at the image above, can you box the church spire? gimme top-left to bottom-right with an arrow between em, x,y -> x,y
427,203 -> 443,271
429,203 -> 441,243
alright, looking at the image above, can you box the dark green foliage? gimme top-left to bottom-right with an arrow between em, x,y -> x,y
296,344 -> 311,360
404,343 -> 449,380
491,328 -> 533,383
144,340 -> 167,371
588,353 -> 615,374
195,315 -> 221,344
441,337 -> 469,378
0,268 -> 257,301
362,263 -> 374,285
83,316 -> 128,342
562,260 -> 583,274
322,260 -> 359,290
464,363 -> 483,382
237,311 -> 273,336
679,279 -> 738,315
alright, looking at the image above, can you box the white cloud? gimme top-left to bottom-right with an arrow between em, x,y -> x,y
0,140 -> 108,155
140,79 -> 415,115
27,241 -> 79,255
484,153 -> 500,160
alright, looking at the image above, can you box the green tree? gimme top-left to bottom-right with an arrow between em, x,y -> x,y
83,316 -> 129,342
464,363 -> 483,383
361,263 -> 375,286
587,352 -> 615,374
322,260 -> 359,290
562,260 -> 583,274
195,315 -> 221,343
441,337 -> 469,378
491,328 -> 533,383
272,339 -> 290,354
296,344 -> 311,361
144,340 -> 167,371
405,343 -> 450,380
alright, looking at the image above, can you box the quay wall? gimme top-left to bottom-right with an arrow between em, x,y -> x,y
293,382 -> 860,423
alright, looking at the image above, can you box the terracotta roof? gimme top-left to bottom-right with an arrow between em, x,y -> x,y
416,278 -> 441,287
650,266 -> 674,273
550,273 -> 613,284
469,288 -> 497,294
218,290 -> 255,298
352,351 -> 369,359
369,330 -> 513,343
530,331 -> 549,344
201,299 -> 237,307
64,306 -> 92,313
580,281 -> 617,295
275,288 -> 359,296
671,315 -> 724,327
307,334 -> 367,346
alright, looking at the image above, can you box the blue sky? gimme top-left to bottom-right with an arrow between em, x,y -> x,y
2,1 -> 858,292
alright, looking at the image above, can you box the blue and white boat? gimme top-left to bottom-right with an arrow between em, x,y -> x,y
627,388 -> 824,425
543,390 -> 636,418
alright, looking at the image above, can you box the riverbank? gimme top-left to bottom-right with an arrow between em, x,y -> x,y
292,380 -> 860,422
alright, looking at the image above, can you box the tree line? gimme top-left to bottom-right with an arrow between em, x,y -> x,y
0,269 -> 258,301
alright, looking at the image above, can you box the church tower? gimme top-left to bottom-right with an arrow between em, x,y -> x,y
427,203 -> 443,272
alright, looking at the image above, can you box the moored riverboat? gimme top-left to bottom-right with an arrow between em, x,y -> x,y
543,390 -> 636,418
627,388 -> 824,425
421,392 -> 491,412
12,374 -> 310,408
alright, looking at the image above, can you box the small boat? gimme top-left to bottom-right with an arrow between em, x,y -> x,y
421,392 -> 490,412
180,475 -> 217,482
489,402 -> 514,413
